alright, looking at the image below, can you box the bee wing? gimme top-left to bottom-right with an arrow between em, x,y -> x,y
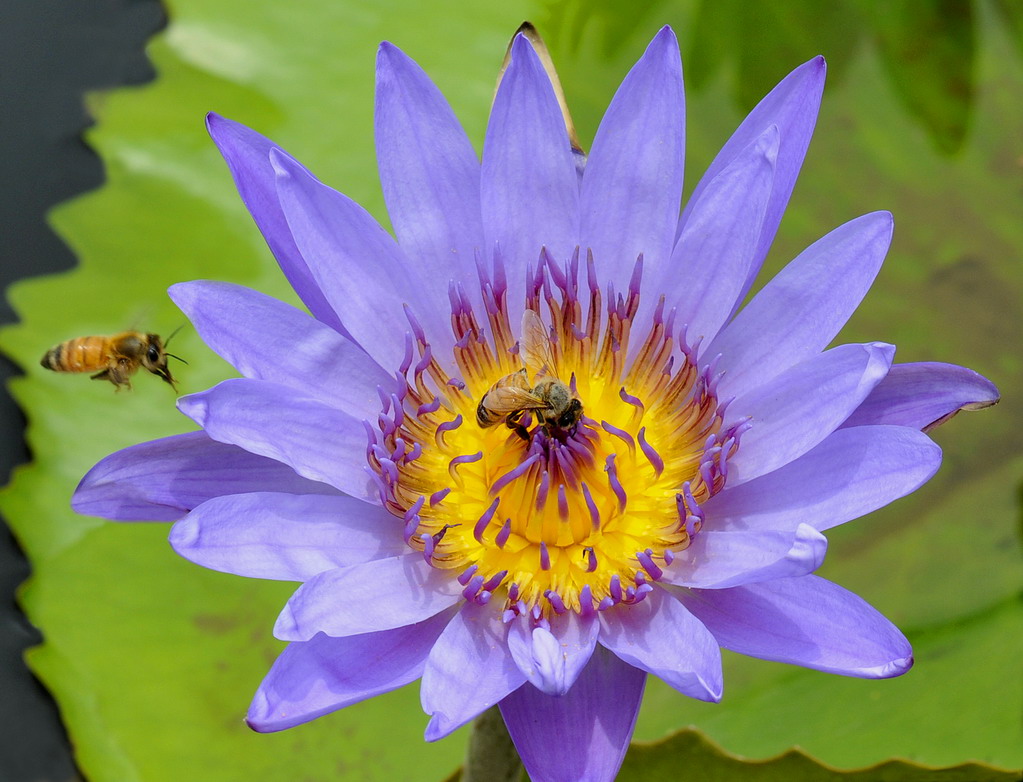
520,309 -> 558,381
482,385 -> 547,414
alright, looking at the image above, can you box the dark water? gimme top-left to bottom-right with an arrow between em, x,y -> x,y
1,2 -> 164,779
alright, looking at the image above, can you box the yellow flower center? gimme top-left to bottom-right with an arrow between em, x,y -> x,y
368,251 -> 741,617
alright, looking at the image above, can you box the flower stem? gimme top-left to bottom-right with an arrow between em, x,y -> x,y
462,706 -> 524,782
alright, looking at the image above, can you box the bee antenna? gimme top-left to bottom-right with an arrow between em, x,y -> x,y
164,325 -> 186,348
166,353 -> 188,365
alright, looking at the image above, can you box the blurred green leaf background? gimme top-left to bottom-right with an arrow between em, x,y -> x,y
2,0 -> 1021,779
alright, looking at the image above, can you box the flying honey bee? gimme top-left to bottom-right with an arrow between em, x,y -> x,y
476,310 -> 583,437
40,329 -> 184,391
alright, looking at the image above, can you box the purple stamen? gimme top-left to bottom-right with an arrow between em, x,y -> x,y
403,303 -> 427,345
625,586 -> 636,602
457,564 -> 478,586
619,387 -> 645,413
581,482 -> 601,530
508,582 -> 520,602
637,427 -> 664,477
390,438 -> 407,462
413,343 -> 433,379
420,532 -> 435,563
435,414 -> 463,448
403,496 -> 425,523
544,589 -> 568,614
473,497 -> 500,543
377,412 -> 395,437
447,377 -> 466,390
461,574 -> 485,601
597,596 -> 615,611
557,483 -> 569,520
476,591 -> 492,605
482,570 -> 508,592
634,570 -> 647,586
496,519 -> 512,548
682,481 -> 705,523
663,549 -> 675,565
399,332 -> 414,375
502,609 -> 516,623
601,420 -> 635,449
406,441 -> 423,462
535,470 -> 550,510
417,396 -> 441,416
609,574 -> 622,602
579,584 -> 594,617
393,372 -> 408,402
448,450 -> 482,485
490,453 -> 541,496
429,487 -> 451,506
628,254 -> 644,298
700,460 -> 714,489
637,549 -> 663,580
376,386 -> 391,412
539,542 -> 551,571
378,458 -> 398,486
544,247 -> 567,290
584,546 -> 598,572
604,453 -> 627,511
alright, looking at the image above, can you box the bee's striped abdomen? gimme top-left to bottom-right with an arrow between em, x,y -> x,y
40,336 -> 110,373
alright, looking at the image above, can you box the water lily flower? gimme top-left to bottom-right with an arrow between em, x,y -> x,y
74,25 -> 998,782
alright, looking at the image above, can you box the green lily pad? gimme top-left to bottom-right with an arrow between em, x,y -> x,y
2,0 -> 1021,779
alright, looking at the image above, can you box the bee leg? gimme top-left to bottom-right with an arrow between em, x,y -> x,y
105,365 -> 131,391
507,420 -> 532,442
90,370 -> 110,382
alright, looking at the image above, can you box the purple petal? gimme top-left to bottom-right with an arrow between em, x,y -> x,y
421,602 -> 525,741
599,587 -> 722,701
663,523 -> 827,589
482,33 -> 578,292
727,342 -> 895,485
375,43 -> 483,302
507,611 -> 599,696
205,113 -> 343,332
169,492 -> 404,581
274,554 -> 462,641
842,361 -> 1000,431
170,280 -> 393,419
176,378 -> 375,501
247,610 -> 453,732
270,149 -> 449,369
704,425 -> 941,532
499,648 -> 645,782
580,26 -> 684,285
676,575 -> 913,678
72,431 -> 334,522
679,56 -> 826,306
659,125 -> 777,344
710,211 -> 893,401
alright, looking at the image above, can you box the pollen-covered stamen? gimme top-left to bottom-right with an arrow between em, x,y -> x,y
368,248 -> 743,617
